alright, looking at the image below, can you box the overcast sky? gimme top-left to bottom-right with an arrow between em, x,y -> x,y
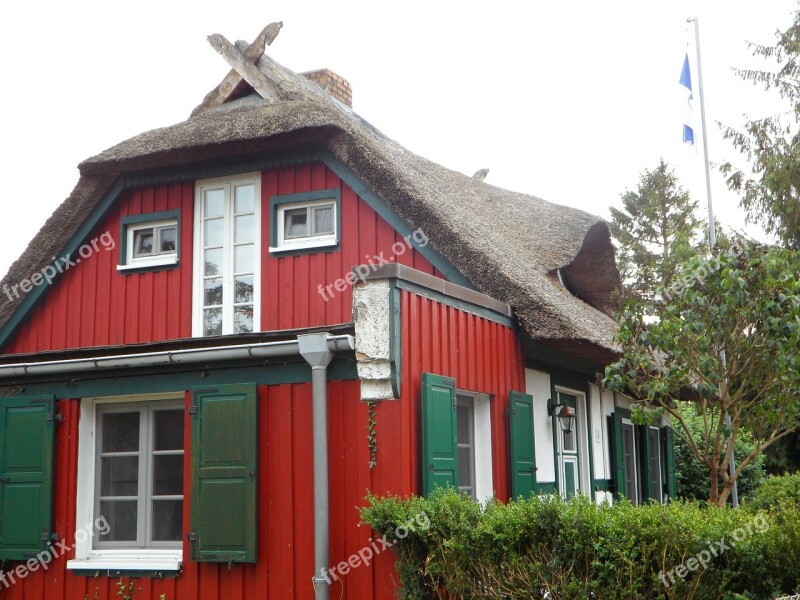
0,0 -> 796,280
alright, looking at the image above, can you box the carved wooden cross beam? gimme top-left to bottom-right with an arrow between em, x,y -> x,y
191,22 -> 283,117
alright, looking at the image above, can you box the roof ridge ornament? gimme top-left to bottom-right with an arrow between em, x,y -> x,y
191,22 -> 283,117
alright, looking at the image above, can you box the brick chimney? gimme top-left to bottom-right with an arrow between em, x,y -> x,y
302,69 -> 352,107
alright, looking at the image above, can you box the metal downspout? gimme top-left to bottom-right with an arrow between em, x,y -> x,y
298,333 -> 336,600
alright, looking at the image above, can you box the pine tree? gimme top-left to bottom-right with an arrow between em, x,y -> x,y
609,159 -> 702,302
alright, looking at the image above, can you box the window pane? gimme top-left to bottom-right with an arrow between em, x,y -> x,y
204,248 -> 223,276
234,305 -> 254,333
563,428 -> 575,452
458,447 -> 473,488
204,189 -> 224,217
650,429 -> 662,500
623,425 -> 638,503
204,218 -> 223,247
203,308 -> 223,336
153,455 -> 183,496
234,214 -> 254,244
159,227 -> 177,253
457,405 -> 471,444
102,412 -> 140,452
152,500 -> 183,542
133,229 -> 154,257
284,208 -> 307,238
154,410 -> 184,451
204,278 -> 223,306
234,275 -> 254,304
100,500 -> 138,542
313,206 -> 334,235
101,456 -> 139,496
234,244 -> 254,274
234,184 -> 255,214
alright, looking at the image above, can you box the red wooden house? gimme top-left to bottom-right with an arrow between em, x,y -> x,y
0,24 -> 675,600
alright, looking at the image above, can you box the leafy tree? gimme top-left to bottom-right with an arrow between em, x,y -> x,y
610,159 -> 702,302
763,428 -> 800,475
604,241 -> 800,506
672,403 -> 765,503
721,8 -> 800,248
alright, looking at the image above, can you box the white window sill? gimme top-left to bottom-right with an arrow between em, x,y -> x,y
269,239 -> 337,253
67,551 -> 182,572
117,256 -> 178,271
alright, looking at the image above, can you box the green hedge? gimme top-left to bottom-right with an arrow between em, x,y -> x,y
360,489 -> 800,600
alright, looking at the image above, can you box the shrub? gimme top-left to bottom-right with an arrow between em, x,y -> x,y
360,489 -> 800,600
746,473 -> 800,511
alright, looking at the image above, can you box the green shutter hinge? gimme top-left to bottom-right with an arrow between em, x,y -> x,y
188,406 -> 198,417
187,531 -> 197,542
46,413 -> 63,424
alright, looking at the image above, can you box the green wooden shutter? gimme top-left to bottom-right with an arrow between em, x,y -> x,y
0,396 -> 55,560
190,384 -> 257,563
609,413 -> 626,499
662,427 -> 677,500
421,373 -> 458,496
509,391 -> 537,498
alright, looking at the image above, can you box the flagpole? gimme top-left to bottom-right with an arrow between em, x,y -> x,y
688,16 -> 739,507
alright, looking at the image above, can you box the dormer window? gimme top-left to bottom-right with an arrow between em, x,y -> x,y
132,222 -> 177,259
117,212 -> 180,272
269,189 -> 340,253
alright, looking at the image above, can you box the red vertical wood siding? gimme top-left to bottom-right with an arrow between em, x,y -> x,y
372,290 -> 525,500
4,163 -> 443,355
2,380 -> 389,600
2,293 -> 525,600
366,290 -> 525,595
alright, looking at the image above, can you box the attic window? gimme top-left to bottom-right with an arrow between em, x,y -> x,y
269,189 -> 340,254
117,212 -> 180,272
193,173 -> 261,337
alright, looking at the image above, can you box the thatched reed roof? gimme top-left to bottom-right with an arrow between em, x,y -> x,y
0,47 -> 621,366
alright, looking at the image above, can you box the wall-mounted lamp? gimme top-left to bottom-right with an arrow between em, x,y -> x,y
547,398 -> 577,433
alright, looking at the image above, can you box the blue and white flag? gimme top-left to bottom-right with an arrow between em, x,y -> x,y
679,53 -> 695,145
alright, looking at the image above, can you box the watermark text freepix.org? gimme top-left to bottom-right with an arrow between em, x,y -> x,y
3,231 -> 116,303
659,514 -> 769,588
0,516 -> 110,590
317,228 -> 429,302
318,511 -> 431,584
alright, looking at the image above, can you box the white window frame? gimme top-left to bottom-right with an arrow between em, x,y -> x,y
68,393 -> 184,573
271,198 -> 338,252
117,218 -> 179,271
455,390 -> 494,505
192,173 -> 262,337
649,426 -> 664,503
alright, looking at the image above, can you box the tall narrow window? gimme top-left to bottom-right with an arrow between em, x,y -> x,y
194,174 -> 261,337
622,421 -> 639,504
649,427 -> 663,502
456,394 -> 476,499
